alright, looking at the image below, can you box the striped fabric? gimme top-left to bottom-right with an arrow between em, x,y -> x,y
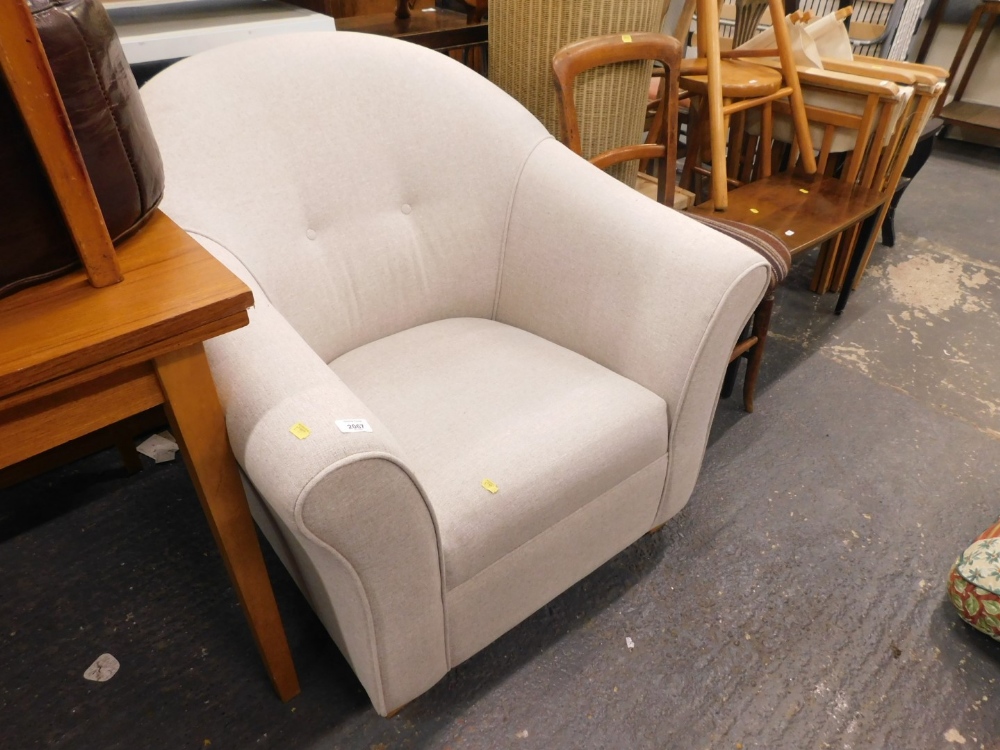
488,0 -> 664,186
686,213 -> 791,290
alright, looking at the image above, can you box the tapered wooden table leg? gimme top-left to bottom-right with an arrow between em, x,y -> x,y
154,343 -> 300,702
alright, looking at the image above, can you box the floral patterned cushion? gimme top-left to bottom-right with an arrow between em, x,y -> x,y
949,518 -> 1000,641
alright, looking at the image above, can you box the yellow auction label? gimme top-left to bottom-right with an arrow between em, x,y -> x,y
289,422 -> 312,440
482,479 -> 499,494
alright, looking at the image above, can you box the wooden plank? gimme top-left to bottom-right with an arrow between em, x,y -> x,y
0,0 -> 121,288
0,364 -> 163,470
336,8 -> 486,48
0,312 -> 248,413
848,20 -> 888,42
0,406 -> 165,490
688,172 -> 886,256
939,101 -> 1000,133
0,212 -> 253,398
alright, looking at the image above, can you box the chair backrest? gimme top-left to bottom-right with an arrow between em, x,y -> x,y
141,32 -> 550,364
773,61 -> 944,199
553,32 -> 683,207
799,0 -> 906,57
489,0 -> 664,186
742,68 -> 904,192
733,0 -> 772,46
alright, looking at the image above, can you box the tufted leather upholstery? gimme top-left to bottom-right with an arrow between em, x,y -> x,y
0,0 -> 164,300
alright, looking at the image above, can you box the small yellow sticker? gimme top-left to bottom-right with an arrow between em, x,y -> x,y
622,34 -> 633,43
482,478 -> 499,494
799,188 -> 810,194
750,208 -> 760,214
290,422 -> 311,440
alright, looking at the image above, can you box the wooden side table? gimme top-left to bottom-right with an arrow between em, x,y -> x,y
0,211 -> 301,702
935,1 -> 1000,135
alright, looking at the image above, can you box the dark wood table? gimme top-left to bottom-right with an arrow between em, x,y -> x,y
689,170 -> 886,313
336,6 -> 486,50
0,211 -> 300,701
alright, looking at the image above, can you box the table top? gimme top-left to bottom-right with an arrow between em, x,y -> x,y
0,211 -> 253,399
688,171 -> 886,256
336,7 -> 486,48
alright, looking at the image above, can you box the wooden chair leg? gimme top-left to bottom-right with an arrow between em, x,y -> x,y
696,0 -> 730,209
386,703 -> 408,718
759,101 -> 773,178
154,343 -> 300,702
680,98 -> 703,191
767,0 -> 816,173
641,77 -> 667,174
721,356 -> 741,399
116,434 -> 143,474
722,318 -> 750,400
937,3 -> 990,113
836,212 -> 881,314
727,110 -> 746,178
743,292 -> 774,413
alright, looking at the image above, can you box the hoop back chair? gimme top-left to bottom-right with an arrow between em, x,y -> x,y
489,0 -> 664,186
554,32 -> 791,412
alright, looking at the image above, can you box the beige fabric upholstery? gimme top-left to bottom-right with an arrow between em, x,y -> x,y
140,31 -> 769,715
494,140 -> 771,525
332,318 -> 669,590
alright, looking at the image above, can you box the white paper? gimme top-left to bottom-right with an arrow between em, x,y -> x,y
136,431 -> 179,463
335,419 -> 372,434
83,653 -> 120,682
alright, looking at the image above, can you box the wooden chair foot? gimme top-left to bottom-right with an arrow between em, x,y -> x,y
386,703 -> 408,718
648,523 -> 666,535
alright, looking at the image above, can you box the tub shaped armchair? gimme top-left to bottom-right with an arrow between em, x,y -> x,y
140,31 -> 769,715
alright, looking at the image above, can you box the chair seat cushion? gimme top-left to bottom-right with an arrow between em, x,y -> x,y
331,318 -> 669,590
950,517 -> 1000,641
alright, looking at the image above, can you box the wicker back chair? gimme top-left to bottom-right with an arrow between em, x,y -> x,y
489,0 -> 665,185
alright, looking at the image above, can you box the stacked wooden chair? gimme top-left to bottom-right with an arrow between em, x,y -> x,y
675,0 -> 818,209
687,52 -> 947,306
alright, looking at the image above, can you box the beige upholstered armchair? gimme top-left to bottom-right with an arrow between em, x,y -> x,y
140,31 -> 769,715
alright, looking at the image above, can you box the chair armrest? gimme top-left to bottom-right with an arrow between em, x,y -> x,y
756,58 -> 903,98
820,57 -> 919,86
189,233 -> 447,715
496,140 -> 770,525
851,55 -> 949,83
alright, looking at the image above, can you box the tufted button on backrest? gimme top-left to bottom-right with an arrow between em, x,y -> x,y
142,32 -> 550,363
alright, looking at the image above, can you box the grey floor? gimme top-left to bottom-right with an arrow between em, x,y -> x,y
2,138 -> 999,750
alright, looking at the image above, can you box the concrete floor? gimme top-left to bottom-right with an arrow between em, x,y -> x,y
1,139 -> 999,750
